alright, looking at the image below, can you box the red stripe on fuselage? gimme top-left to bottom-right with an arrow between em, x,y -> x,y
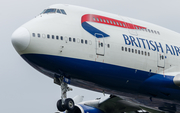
81,14 -> 146,30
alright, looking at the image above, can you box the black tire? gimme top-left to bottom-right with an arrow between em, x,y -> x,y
64,98 -> 75,111
57,99 -> 66,112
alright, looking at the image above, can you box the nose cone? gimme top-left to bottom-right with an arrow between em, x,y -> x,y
11,27 -> 30,52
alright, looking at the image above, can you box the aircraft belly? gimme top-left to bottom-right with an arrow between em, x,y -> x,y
21,54 -> 180,101
21,54 -> 147,86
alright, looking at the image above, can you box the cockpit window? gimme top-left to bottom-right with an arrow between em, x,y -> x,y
57,9 -> 61,14
44,9 -> 56,13
60,9 -> 66,15
41,8 -> 67,15
40,9 -> 46,14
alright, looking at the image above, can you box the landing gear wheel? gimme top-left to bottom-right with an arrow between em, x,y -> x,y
64,98 -> 75,111
57,99 -> 66,112
54,76 -> 74,112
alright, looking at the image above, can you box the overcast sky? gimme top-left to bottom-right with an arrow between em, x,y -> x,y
1,0 -> 180,113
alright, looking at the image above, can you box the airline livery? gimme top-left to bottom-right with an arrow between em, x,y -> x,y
12,4 -> 180,113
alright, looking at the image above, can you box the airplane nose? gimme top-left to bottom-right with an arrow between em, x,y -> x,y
11,27 -> 30,52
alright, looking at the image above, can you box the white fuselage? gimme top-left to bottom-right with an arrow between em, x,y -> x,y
12,4 -> 180,103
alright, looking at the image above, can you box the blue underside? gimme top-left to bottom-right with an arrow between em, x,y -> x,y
21,54 -> 180,101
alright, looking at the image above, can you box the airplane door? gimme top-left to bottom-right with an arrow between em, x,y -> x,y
157,52 -> 165,68
95,33 -> 105,56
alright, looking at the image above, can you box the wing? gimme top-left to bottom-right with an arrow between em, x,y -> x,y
97,95 -> 165,113
77,95 -> 165,113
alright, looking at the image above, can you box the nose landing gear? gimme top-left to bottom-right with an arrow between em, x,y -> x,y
54,76 -> 75,112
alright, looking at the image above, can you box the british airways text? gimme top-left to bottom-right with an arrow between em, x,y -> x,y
123,34 -> 180,56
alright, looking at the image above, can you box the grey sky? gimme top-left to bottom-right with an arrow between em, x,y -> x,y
1,0 -> 180,113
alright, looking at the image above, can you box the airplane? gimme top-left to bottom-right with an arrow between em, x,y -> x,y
11,4 -> 180,113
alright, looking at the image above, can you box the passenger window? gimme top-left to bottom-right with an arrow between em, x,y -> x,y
110,20 -> 112,24
96,18 -> 99,21
145,52 -> 147,56
85,40 -> 88,44
123,23 -> 126,27
138,50 -> 140,54
141,51 -> 143,55
100,18 -> 103,22
60,9 -> 66,15
116,22 -> 119,25
128,48 -> 131,52
56,36 -> 59,40
52,35 -> 54,39
122,47 -> 124,51
148,29 -> 151,32
151,30 -> 154,33
148,52 -> 150,56
154,31 -> 157,34
47,34 -> 50,39
107,44 -> 110,48
106,20 -> 109,23
113,21 -> 116,25
135,49 -> 137,54
57,9 -> 61,13
103,19 -> 106,23
93,17 -> 96,21
73,38 -> 76,42
101,43 -> 103,47
81,39 -> 83,43
120,23 -> 122,26
132,49 -> 134,53
162,55 -> 164,59
61,36 -> 63,40
32,33 -> 35,37
38,33 -> 40,37
125,47 -> 127,51
69,37 -> 71,42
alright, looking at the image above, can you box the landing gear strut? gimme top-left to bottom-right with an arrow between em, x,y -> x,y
54,76 -> 75,112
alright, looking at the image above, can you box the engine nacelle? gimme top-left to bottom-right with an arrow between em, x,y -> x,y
66,104 -> 104,113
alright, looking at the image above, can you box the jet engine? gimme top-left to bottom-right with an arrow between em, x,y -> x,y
66,104 -> 104,113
